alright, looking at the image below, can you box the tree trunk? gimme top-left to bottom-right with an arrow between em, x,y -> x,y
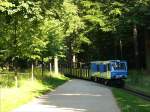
14,60 -> 18,88
54,56 -> 58,74
14,15 -> 18,88
114,39 -> 118,59
14,68 -> 18,88
67,38 -> 73,75
68,40 -> 73,67
73,54 -> 76,68
41,57 -> 44,77
133,24 -> 139,69
49,62 -> 52,72
31,61 -> 34,81
120,39 -> 123,59
145,29 -> 150,71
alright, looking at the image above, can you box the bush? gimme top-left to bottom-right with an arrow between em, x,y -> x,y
126,70 -> 150,94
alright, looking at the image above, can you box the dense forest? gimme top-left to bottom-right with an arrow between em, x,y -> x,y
0,0 -> 150,71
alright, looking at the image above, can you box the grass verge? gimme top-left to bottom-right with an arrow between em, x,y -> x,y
112,88 -> 150,112
0,72 -> 69,112
126,70 -> 150,94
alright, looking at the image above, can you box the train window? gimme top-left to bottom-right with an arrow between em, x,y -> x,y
103,65 -> 107,72
97,65 -> 99,71
112,62 -> 126,70
91,63 -> 97,72
100,64 -> 107,72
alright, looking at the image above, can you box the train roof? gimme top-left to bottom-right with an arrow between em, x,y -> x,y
90,61 -> 109,64
90,60 -> 127,64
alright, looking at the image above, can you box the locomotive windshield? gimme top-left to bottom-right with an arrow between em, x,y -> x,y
111,62 -> 126,70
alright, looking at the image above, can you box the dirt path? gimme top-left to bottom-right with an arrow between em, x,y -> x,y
13,79 -> 120,112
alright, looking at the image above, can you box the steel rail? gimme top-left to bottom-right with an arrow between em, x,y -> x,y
123,86 -> 150,101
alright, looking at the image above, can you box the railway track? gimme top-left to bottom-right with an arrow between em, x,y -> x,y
123,86 -> 150,101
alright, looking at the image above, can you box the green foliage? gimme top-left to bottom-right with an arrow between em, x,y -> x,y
126,70 -> 150,94
76,0 -> 150,64
0,0 -> 44,63
40,15 -> 65,57
62,0 -> 86,54
0,0 -> 150,68
1,70 -> 69,112
112,88 -> 150,112
0,1 -> 15,12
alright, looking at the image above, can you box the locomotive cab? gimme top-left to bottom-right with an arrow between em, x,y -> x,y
110,60 -> 128,79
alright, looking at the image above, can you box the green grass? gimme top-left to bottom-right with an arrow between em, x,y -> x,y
0,70 -> 69,112
112,88 -> 150,112
126,70 -> 150,94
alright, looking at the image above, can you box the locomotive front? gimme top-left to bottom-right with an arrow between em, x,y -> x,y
110,60 -> 128,79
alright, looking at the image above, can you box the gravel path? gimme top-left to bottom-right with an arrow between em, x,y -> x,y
12,79 -> 120,112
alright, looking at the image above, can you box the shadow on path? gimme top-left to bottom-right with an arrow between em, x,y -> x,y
13,79 -> 120,112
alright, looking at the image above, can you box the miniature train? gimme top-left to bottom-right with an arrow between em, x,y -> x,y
90,60 -> 128,86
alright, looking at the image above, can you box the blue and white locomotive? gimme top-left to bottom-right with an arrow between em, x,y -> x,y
90,60 -> 128,86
